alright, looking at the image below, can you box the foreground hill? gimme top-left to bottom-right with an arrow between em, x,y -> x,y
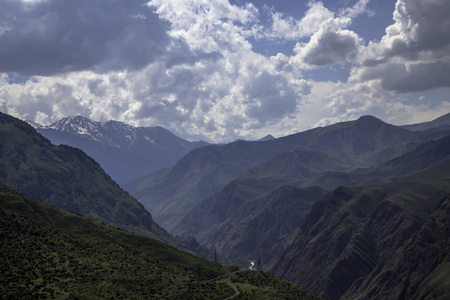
126,115 -> 423,231
269,161 -> 450,300
0,112 -> 171,242
0,187 -> 320,299
35,116 -> 208,184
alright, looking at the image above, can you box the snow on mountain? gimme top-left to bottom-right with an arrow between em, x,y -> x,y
34,116 -> 209,184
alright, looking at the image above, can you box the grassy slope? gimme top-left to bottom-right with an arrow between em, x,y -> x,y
0,187 -> 320,300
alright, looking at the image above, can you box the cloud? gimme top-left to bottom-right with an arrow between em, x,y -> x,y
352,0 -> 450,93
340,0 -> 374,19
291,17 -> 362,68
0,0 -> 169,76
0,0 -> 312,142
1,0 -> 449,143
268,1 -> 333,40
285,0 -> 373,69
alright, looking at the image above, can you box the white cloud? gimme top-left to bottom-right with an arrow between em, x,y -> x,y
291,16 -> 362,68
268,1 -> 333,40
1,0 -> 449,144
352,0 -> 450,93
285,0 -> 373,69
340,0 -> 374,19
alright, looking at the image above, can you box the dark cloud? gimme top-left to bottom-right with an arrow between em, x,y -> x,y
243,71 -> 299,123
384,0 -> 450,59
363,61 -> 450,93
0,0 -> 169,76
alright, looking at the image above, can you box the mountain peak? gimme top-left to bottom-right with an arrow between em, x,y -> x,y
258,134 -> 275,141
356,115 -> 384,124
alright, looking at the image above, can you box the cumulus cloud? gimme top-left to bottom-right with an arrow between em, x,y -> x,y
268,1 -> 333,40
291,17 -> 362,68
0,0 -> 312,142
0,0 -> 169,76
352,0 -> 450,93
287,0 -> 372,69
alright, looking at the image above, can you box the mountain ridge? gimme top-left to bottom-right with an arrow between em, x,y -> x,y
33,115 -> 208,184
125,114 -> 427,231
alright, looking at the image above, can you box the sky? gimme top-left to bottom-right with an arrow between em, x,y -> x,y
0,0 -> 449,142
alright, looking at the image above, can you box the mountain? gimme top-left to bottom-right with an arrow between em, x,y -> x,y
35,116 -> 208,184
297,133 -> 450,191
0,112 -> 172,243
268,160 -> 450,300
172,132 -> 450,262
0,186 -> 320,299
401,112 -> 450,132
258,134 -> 275,141
170,149 -> 355,253
177,184 -> 328,261
125,115 -> 423,231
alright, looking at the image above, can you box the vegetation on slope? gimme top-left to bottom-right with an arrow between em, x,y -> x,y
0,187 -> 320,299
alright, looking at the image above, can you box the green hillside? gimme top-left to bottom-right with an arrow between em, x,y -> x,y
0,112 -> 172,243
0,187 -> 320,299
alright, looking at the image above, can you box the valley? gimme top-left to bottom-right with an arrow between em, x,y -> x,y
2,111 -> 450,299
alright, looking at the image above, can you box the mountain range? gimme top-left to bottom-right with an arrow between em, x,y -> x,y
125,114 -> 450,231
1,112 -> 324,298
33,116 -> 208,184
123,112 -> 450,299
6,110 -> 450,299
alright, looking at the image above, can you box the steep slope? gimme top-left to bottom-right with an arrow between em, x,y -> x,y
36,116 -> 208,184
269,161 -> 450,300
206,186 -> 328,260
0,187 -> 320,300
125,140 -> 285,231
0,112 -> 171,242
126,115 -> 420,231
173,149 -> 356,239
345,193 -> 450,299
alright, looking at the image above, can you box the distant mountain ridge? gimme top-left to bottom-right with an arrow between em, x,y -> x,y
125,115 -> 428,231
401,112 -> 450,132
33,116 -> 208,184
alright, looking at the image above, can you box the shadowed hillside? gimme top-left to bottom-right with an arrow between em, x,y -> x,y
0,112 -> 172,242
